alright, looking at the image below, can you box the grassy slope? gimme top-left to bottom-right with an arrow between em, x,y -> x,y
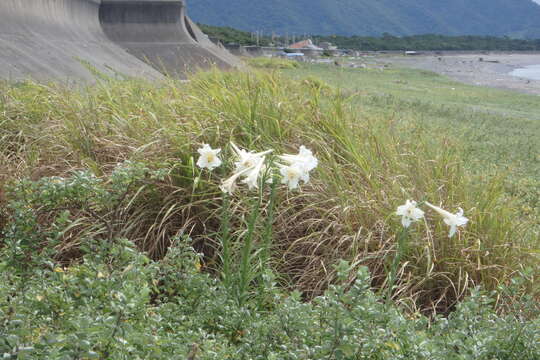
0,63 -> 538,314
284,63 -> 540,225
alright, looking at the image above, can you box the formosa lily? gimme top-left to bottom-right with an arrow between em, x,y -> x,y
278,145 -> 318,189
279,163 -> 305,190
241,156 -> 266,190
219,167 -> 252,194
196,144 -> 222,170
396,200 -> 425,228
278,145 -> 318,172
426,202 -> 469,238
220,143 -> 272,193
230,142 -> 273,172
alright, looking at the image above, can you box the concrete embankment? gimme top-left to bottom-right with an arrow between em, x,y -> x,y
0,0 -> 240,82
99,0 -> 241,79
0,0 -> 163,82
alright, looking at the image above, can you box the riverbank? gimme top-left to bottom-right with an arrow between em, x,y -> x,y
382,53 -> 540,95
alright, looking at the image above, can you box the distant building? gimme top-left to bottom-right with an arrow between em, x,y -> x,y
319,42 -> 337,50
288,39 -> 322,50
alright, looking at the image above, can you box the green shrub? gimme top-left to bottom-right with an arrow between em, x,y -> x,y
0,231 -> 538,359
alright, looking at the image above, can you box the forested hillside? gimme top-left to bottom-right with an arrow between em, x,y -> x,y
189,0 -> 540,38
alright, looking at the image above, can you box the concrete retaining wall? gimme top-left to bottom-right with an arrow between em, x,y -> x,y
99,0 -> 240,79
0,0 -> 240,82
0,0 -> 163,82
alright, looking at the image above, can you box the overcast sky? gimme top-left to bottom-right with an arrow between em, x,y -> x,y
534,0 -> 540,4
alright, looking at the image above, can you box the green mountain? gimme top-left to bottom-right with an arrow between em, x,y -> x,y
188,0 -> 540,38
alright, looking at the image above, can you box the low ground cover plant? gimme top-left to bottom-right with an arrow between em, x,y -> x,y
0,185 -> 538,358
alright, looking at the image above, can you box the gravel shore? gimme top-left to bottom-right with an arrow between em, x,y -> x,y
384,53 -> 540,95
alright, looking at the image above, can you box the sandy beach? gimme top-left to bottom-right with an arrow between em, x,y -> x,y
384,53 -> 540,95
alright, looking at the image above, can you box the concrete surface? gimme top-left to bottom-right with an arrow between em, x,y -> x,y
0,0 -> 163,82
0,0 -> 240,82
99,0 -> 241,79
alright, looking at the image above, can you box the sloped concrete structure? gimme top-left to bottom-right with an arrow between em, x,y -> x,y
183,14 -> 242,67
0,0 -> 240,82
0,0 -> 163,82
99,0 -> 241,78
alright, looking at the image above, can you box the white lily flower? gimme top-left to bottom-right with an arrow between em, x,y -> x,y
196,144 -> 222,170
219,167 -> 251,194
241,156 -> 266,190
230,142 -> 273,172
395,200 -> 424,228
426,202 -> 469,238
279,163 -> 305,190
278,145 -> 318,189
278,145 -> 318,172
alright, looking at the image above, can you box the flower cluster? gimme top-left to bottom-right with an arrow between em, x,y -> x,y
396,200 -> 469,238
221,143 -> 272,194
197,143 -> 469,237
196,142 -> 318,194
278,146 -> 318,190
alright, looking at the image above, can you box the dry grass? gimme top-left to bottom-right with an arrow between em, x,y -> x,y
0,69 -> 537,314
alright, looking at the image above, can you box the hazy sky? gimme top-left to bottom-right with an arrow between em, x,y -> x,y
534,0 -> 540,4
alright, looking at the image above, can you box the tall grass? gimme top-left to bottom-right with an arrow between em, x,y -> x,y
0,69 -> 537,314
246,57 -> 300,69
286,64 -> 540,228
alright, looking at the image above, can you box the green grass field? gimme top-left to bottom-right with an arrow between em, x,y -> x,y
0,61 -> 538,358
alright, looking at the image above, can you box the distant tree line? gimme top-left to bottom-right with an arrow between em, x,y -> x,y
199,24 -> 540,51
313,33 -> 540,51
198,24 -> 272,46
